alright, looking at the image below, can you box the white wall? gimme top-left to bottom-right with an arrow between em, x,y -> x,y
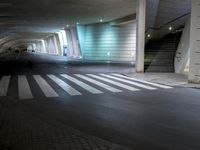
78,21 -> 136,62
189,0 -> 200,83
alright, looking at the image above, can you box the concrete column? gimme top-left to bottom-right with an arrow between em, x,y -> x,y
65,27 -> 81,57
32,43 -> 36,51
136,0 -> 146,73
65,28 -> 74,57
53,34 -> 62,55
57,32 -> 64,55
53,35 -> 59,55
44,39 -> 49,54
41,40 -> 46,53
49,36 -> 56,54
71,27 -> 81,57
188,0 -> 200,83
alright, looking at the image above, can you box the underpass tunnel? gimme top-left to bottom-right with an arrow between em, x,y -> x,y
1,1 -> 200,150
0,0 -> 136,61
0,0 -> 199,83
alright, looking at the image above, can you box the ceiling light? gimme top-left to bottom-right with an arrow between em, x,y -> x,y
169,26 -> 172,31
100,19 -> 103,22
76,22 -> 79,25
147,34 -> 151,38
131,52 -> 135,56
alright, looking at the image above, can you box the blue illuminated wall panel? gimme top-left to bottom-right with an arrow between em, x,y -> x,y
77,21 -> 136,62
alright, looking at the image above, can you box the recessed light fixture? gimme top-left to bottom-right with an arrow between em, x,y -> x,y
131,52 -> 135,56
147,34 -> 151,38
76,22 -> 79,25
169,26 -> 172,31
100,19 -> 103,22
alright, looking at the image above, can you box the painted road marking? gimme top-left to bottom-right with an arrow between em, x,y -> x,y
33,75 -> 59,98
61,74 -> 103,94
18,75 -> 33,99
111,74 -> 172,89
0,76 -> 11,96
87,74 -> 140,92
100,74 -> 157,90
47,75 -> 82,96
75,74 -> 122,93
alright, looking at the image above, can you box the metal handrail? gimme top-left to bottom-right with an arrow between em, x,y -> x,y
146,12 -> 190,33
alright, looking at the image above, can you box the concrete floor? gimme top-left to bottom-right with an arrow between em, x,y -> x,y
0,52 -> 200,150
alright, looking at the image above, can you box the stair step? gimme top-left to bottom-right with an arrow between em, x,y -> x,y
144,31 -> 182,72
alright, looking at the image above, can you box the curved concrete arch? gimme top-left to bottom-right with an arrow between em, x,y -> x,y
0,38 -> 42,53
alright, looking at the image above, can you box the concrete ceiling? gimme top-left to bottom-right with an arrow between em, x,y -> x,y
0,0 -> 136,51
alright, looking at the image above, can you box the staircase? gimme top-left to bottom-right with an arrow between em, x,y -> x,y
144,31 -> 182,72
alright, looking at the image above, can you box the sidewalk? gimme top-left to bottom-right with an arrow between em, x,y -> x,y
124,72 -> 200,88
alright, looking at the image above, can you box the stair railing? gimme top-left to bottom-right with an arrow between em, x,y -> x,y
146,12 -> 190,34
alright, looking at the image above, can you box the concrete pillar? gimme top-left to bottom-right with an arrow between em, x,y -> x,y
71,27 -> 81,57
41,40 -> 46,53
53,34 -> 62,55
136,0 -> 146,73
52,35 -> 58,55
65,28 -> 74,57
32,43 -> 36,51
65,27 -> 81,57
61,30 -> 68,45
188,0 -> 200,83
44,39 -> 49,54
49,36 -> 56,54
57,32 -> 64,55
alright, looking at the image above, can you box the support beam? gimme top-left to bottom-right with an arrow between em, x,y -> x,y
136,0 -> 146,73
41,40 -> 46,53
189,0 -> 200,83
53,35 -> 59,55
65,27 -> 81,58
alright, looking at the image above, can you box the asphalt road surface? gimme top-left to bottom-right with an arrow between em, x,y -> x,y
0,52 -> 200,150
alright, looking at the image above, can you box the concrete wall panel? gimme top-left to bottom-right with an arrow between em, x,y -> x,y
78,22 -> 136,62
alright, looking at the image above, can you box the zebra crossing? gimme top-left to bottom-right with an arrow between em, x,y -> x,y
0,74 -> 173,100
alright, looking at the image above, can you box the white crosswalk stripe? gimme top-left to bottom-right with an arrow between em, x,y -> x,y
1,74 -> 173,99
18,75 -> 33,99
47,74 -> 82,96
60,74 -> 103,94
33,75 -> 59,97
0,76 -> 11,96
87,74 -> 140,92
100,74 -> 157,90
74,74 -> 122,93
111,74 -> 172,89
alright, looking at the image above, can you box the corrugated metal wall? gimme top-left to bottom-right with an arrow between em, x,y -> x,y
78,21 -> 136,62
